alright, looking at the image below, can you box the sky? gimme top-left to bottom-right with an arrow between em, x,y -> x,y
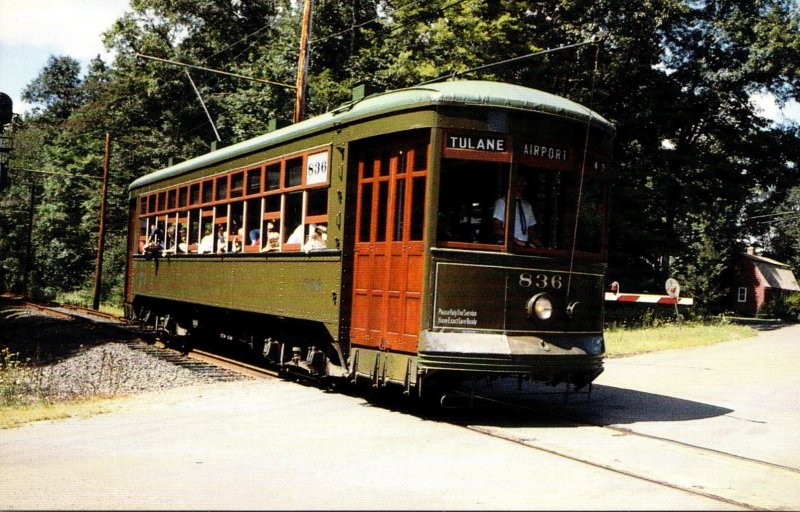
0,0 -> 131,114
0,0 -> 797,123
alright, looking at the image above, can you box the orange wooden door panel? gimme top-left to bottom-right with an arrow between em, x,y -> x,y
350,140 -> 427,354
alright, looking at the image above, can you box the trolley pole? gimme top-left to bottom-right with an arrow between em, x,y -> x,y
92,133 -> 111,310
293,0 -> 313,123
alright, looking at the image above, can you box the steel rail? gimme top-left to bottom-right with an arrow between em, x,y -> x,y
448,389 -> 798,511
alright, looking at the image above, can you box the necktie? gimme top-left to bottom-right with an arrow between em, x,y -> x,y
516,199 -> 527,235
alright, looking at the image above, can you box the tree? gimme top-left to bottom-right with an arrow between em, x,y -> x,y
4,0 -> 800,312
766,186 -> 800,273
22,56 -> 85,122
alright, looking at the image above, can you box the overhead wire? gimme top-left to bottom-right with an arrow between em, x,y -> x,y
309,0 -> 434,46
416,37 -> 602,86
566,35 -> 607,298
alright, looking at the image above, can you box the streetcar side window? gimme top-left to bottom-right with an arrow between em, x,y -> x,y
189,184 -> 200,205
244,199 -> 261,252
198,210 -> 214,254
187,209 -> 200,252
284,192 -> 303,246
202,180 -> 213,203
138,217 -> 149,253
230,202 -> 244,252
246,168 -> 261,195
230,173 -> 244,199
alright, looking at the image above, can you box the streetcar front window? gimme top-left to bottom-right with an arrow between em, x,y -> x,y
513,164 -> 605,255
436,159 -> 605,255
436,159 -> 508,246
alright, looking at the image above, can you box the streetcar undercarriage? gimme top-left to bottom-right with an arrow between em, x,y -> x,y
128,296 -> 602,400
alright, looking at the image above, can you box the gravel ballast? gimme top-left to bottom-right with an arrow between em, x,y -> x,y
0,299 -> 224,402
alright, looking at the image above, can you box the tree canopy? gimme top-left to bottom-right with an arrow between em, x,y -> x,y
1,0 -> 798,314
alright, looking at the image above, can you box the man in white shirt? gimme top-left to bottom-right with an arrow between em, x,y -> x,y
493,175 -> 540,247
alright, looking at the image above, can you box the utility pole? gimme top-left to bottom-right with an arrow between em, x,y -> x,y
22,180 -> 35,296
293,0 -> 313,123
92,133 -> 111,310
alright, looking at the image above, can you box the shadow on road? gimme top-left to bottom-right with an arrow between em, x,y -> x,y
364,380 -> 733,430
558,383 -> 733,425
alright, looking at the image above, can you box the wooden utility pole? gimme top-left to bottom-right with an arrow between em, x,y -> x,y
293,0 -> 313,123
92,133 -> 111,310
22,180 -> 35,296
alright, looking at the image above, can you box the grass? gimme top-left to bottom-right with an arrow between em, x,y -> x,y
604,321 -> 758,358
56,290 -> 124,317
0,346 -> 123,429
0,399 -> 117,429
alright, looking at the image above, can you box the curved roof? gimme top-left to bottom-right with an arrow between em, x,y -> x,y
130,80 -> 614,191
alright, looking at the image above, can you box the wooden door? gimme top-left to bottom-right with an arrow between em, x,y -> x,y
350,139 -> 428,354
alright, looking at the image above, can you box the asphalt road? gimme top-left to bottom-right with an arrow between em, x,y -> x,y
2,323 -> 799,510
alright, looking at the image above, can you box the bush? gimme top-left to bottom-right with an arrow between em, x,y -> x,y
604,302 -> 695,329
761,292 -> 800,321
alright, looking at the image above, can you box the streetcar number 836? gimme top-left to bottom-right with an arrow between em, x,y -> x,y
519,272 -> 563,289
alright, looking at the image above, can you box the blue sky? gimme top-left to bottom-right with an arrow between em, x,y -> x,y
0,0 -> 130,114
0,0 -> 797,123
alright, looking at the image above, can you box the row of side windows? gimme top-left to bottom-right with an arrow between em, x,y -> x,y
137,149 -> 330,255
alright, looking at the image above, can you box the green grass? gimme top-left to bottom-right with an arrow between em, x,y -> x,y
0,399 -> 117,429
604,322 -> 757,358
56,291 -> 124,317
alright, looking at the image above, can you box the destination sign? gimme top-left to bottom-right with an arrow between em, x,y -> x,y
522,143 -> 569,162
518,141 -> 572,170
446,135 -> 507,152
443,132 -> 512,162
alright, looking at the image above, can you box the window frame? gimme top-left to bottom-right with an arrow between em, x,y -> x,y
738,287 -> 748,303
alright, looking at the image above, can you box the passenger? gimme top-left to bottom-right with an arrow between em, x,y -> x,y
303,225 -> 327,253
228,221 -> 243,253
260,223 -> 280,252
216,225 -> 228,253
232,226 -> 245,252
248,228 -> 261,246
165,223 -> 176,251
144,225 -> 164,256
177,224 -> 188,253
287,224 -> 304,245
493,175 -> 541,247
198,225 -> 214,254
145,224 -> 162,248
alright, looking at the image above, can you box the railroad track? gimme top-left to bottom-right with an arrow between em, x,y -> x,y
442,389 -> 800,511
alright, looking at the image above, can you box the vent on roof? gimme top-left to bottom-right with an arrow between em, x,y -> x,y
351,83 -> 375,102
268,118 -> 291,132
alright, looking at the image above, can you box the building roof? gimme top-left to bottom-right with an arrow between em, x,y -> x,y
129,80 -> 615,191
745,254 -> 800,291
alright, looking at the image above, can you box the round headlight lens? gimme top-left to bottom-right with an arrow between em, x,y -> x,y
527,294 -> 554,321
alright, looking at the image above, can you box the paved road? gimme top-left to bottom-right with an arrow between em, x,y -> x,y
2,324 -> 799,510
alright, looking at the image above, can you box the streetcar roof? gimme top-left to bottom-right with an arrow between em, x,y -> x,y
129,80 -> 614,191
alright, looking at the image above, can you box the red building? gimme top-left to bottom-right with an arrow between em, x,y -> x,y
732,247 -> 800,316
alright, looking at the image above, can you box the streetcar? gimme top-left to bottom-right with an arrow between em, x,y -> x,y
125,80 -> 615,396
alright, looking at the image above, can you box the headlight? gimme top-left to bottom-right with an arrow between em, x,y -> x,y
526,293 -> 554,321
